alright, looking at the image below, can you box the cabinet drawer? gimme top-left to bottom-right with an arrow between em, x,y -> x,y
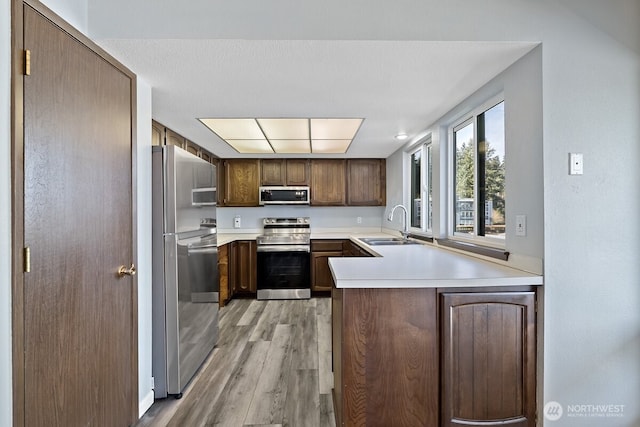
311,240 -> 344,252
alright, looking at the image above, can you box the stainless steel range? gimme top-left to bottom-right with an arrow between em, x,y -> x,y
256,217 -> 311,300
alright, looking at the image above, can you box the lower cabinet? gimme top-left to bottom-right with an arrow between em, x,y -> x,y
310,240 -> 344,292
332,286 -> 538,427
218,243 -> 230,307
229,240 -> 257,295
440,291 -> 537,427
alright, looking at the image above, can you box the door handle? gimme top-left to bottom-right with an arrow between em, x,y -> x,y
117,264 -> 136,277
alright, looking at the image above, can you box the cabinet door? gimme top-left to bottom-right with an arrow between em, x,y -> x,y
165,129 -> 185,149
261,159 -> 286,185
223,160 -> 260,206
347,159 -> 386,206
185,139 -> 201,157
151,120 -> 165,146
233,240 -> 257,294
441,292 -> 536,427
310,159 -> 346,205
200,149 -> 214,163
311,251 -> 342,292
286,159 -> 310,186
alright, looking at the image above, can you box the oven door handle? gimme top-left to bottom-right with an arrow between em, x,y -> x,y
257,245 -> 310,253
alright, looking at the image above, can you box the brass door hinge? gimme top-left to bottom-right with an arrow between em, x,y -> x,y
24,49 -> 31,76
24,247 -> 31,273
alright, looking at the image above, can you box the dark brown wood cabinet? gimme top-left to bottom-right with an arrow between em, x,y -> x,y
310,159 -> 346,205
311,240 -> 344,292
342,239 -> 373,257
222,159 -> 260,206
347,159 -> 386,206
261,159 -> 310,186
218,244 -> 230,307
285,159 -> 310,185
332,287 -> 439,426
230,240 -> 257,295
332,286 -> 538,427
440,291 -> 536,427
260,159 -> 286,185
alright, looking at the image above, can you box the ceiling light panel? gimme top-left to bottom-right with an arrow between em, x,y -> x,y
269,139 -> 311,154
311,139 -> 352,154
311,118 -> 363,140
257,118 -> 309,140
200,118 -> 264,139
226,139 -> 273,154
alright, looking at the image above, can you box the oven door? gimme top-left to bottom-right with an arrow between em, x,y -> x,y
256,246 -> 311,300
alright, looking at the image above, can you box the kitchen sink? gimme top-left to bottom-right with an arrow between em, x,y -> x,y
358,237 -> 421,246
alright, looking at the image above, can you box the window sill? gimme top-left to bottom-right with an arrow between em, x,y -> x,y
407,233 -> 434,244
436,239 -> 509,261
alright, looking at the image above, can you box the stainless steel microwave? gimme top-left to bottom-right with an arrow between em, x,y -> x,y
259,186 -> 310,205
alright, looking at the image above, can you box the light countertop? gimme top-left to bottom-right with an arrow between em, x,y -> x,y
217,230 -> 543,289
330,237 -> 543,289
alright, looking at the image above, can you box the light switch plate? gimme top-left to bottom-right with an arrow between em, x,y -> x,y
515,215 -> 527,236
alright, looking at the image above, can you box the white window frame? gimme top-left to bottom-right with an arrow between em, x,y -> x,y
406,135 -> 433,235
448,94 -> 505,248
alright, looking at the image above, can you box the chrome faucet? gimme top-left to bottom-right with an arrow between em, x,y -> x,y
388,204 -> 409,240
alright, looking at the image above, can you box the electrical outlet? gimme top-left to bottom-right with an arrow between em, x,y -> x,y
356,216 -> 362,224
233,215 -> 241,229
515,215 -> 527,236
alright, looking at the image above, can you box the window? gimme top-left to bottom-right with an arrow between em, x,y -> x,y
451,99 -> 505,243
408,137 -> 433,233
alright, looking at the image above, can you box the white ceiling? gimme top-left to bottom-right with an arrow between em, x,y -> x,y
98,39 -> 535,158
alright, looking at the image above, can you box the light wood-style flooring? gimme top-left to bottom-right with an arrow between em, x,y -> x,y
136,298 -> 335,427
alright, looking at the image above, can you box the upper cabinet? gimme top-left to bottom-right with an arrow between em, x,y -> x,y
261,159 -> 310,186
184,139 -> 201,157
165,128 -> 186,149
347,159 -> 386,206
260,159 -> 286,185
285,159 -> 310,186
151,120 -> 165,146
152,120 -> 217,164
222,159 -> 260,206
310,159 -> 346,206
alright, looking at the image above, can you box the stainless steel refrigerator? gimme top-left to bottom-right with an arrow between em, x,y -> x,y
152,145 -> 219,399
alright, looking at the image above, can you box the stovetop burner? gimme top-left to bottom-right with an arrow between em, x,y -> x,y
257,217 -> 311,246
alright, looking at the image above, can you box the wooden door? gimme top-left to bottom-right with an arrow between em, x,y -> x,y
440,292 -> 536,427
20,5 -> 137,426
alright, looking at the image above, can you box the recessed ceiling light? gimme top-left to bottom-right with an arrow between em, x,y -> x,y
395,133 -> 409,141
199,118 -> 363,154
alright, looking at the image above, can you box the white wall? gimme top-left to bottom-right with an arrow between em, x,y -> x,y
38,0 -> 87,33
0,0 -> 12,423
136,79 -> 154,417
387,47 -> 544,272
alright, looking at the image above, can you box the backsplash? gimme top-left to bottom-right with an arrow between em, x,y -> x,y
217,206 -> 385,233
